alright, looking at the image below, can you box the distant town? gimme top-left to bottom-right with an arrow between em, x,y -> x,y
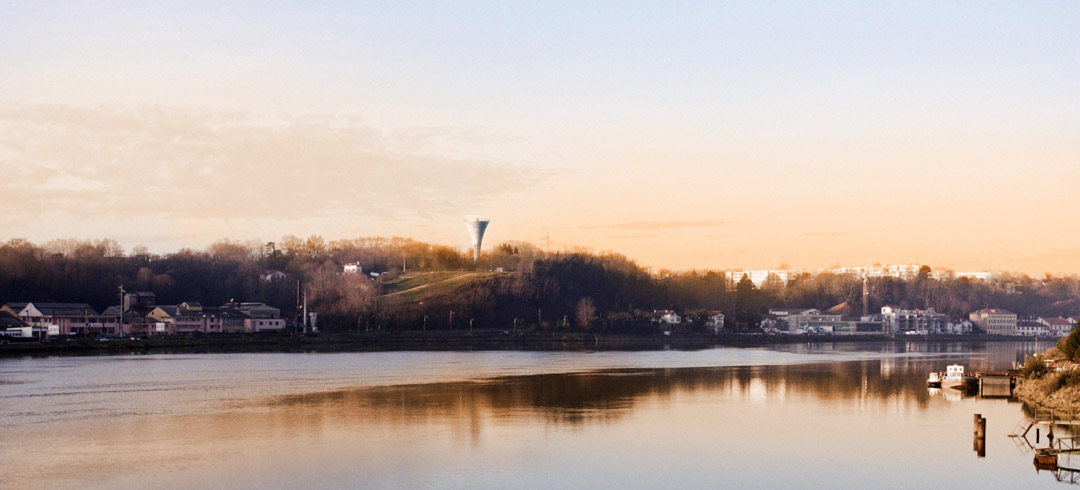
1,296 -> 1074,341
1,232 -> 1078,343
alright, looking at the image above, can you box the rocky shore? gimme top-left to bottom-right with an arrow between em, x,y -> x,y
1014,373 -> 1080,411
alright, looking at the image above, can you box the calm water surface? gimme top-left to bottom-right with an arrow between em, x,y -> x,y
0,341 -> 1070,489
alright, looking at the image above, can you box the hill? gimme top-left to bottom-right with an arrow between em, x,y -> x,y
381,271 -> 509,303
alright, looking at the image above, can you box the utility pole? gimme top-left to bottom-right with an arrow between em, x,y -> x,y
302,289 -> 308,335
469,318 -> 473,333
295,280 -> 301,338
423,315 -> 428,331
449,310 -> 454,330
862,273 -> 869,318
117,285 -> 125,338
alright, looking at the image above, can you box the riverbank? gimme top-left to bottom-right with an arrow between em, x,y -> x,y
1015,377 -> 1080,411
0,330 -> 1045,357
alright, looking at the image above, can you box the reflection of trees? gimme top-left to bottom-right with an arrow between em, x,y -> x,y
268,359 -> 949,429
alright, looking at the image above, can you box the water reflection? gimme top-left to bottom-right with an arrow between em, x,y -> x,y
0,344 -> 1063,490
267,359 -> 955,430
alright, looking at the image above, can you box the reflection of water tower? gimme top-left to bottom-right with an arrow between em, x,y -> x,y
463,215 -> 490,263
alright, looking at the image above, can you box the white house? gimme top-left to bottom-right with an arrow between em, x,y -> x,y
261,270 -> 287,282
1038,317 -> 1074,337
706,310 -> 725,334
654,310 -> 681,325
945,319 -> 973,335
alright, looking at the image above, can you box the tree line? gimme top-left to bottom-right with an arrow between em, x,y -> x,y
1,237 -> 1078,332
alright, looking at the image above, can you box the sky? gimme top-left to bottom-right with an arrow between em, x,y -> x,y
1,1 -> 1078,275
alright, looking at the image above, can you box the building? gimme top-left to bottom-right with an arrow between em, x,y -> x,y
261,270 -> 288,282
1038,317 -> 1074,337
0,310 -> 29,337
342,263 -> 362,274
653,310 -> 681,325
100,292 -> 160,336
147,304 -> 225,335
880,306 -> 947,335
771,309 -> 844,333
725,270 -> 789,289
945,319 -> 974,335
829,263 -> 921,279
244,316 -> 286,333
768,308 -> 818,332
853,318 -> 888,334
969,308 -> 1017,336
705,310 -> 725,334
225,302 -> 286,332
1017,319 -> 1051,337
6,302 -> 112,337
205,306 -> 248,333
123,292 -> 156,311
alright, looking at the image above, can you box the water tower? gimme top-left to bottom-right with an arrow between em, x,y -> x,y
463,215 -> 490,263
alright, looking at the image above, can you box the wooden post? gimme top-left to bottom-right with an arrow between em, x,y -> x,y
974,414 -> 986,458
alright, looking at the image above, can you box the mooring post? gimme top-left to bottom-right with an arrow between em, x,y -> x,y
973,414 -> 986,457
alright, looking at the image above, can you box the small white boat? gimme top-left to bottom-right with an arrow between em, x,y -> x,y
927,372 -> 942,387
942,364 -> 976,390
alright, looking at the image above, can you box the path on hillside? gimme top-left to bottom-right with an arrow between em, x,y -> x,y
380,272 -> 495,300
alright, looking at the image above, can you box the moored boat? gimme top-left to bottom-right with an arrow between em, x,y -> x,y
942,364 -> 977,390
1035,449 -> 1058,471
927,372 -> 942,387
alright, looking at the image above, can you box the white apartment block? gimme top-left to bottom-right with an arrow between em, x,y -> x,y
725,270 -> 789,289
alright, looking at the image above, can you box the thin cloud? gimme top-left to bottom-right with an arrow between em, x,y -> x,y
611,233 -> 658,239
0,104 -> 555,226
604,220 -> 726,231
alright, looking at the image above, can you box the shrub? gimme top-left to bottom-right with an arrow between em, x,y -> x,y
1021,355 -> 1048,380
1063,324 -> 1080,361
1052,369 -> 1080,391
1046,346 -> 1064,360
1062,321 -> 1080,360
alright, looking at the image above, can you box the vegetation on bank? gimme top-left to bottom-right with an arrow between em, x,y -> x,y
1,237 -> 1079,333
1017,322 -> 1080,409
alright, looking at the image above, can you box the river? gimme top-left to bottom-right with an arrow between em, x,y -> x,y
0,340 -> 1071,489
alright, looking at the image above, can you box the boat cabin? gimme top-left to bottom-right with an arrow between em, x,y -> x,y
946,364 -> 965,379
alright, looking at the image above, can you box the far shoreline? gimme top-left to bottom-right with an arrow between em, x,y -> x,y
0,331 -> 1052,357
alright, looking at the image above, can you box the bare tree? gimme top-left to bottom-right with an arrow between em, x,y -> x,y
576,296 -> 596,330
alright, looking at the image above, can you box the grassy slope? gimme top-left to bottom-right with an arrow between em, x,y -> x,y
380,271 -> 506,303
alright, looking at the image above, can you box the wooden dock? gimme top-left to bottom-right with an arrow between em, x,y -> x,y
1026,408 -> 1080,425
974,371 -> 1019,398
